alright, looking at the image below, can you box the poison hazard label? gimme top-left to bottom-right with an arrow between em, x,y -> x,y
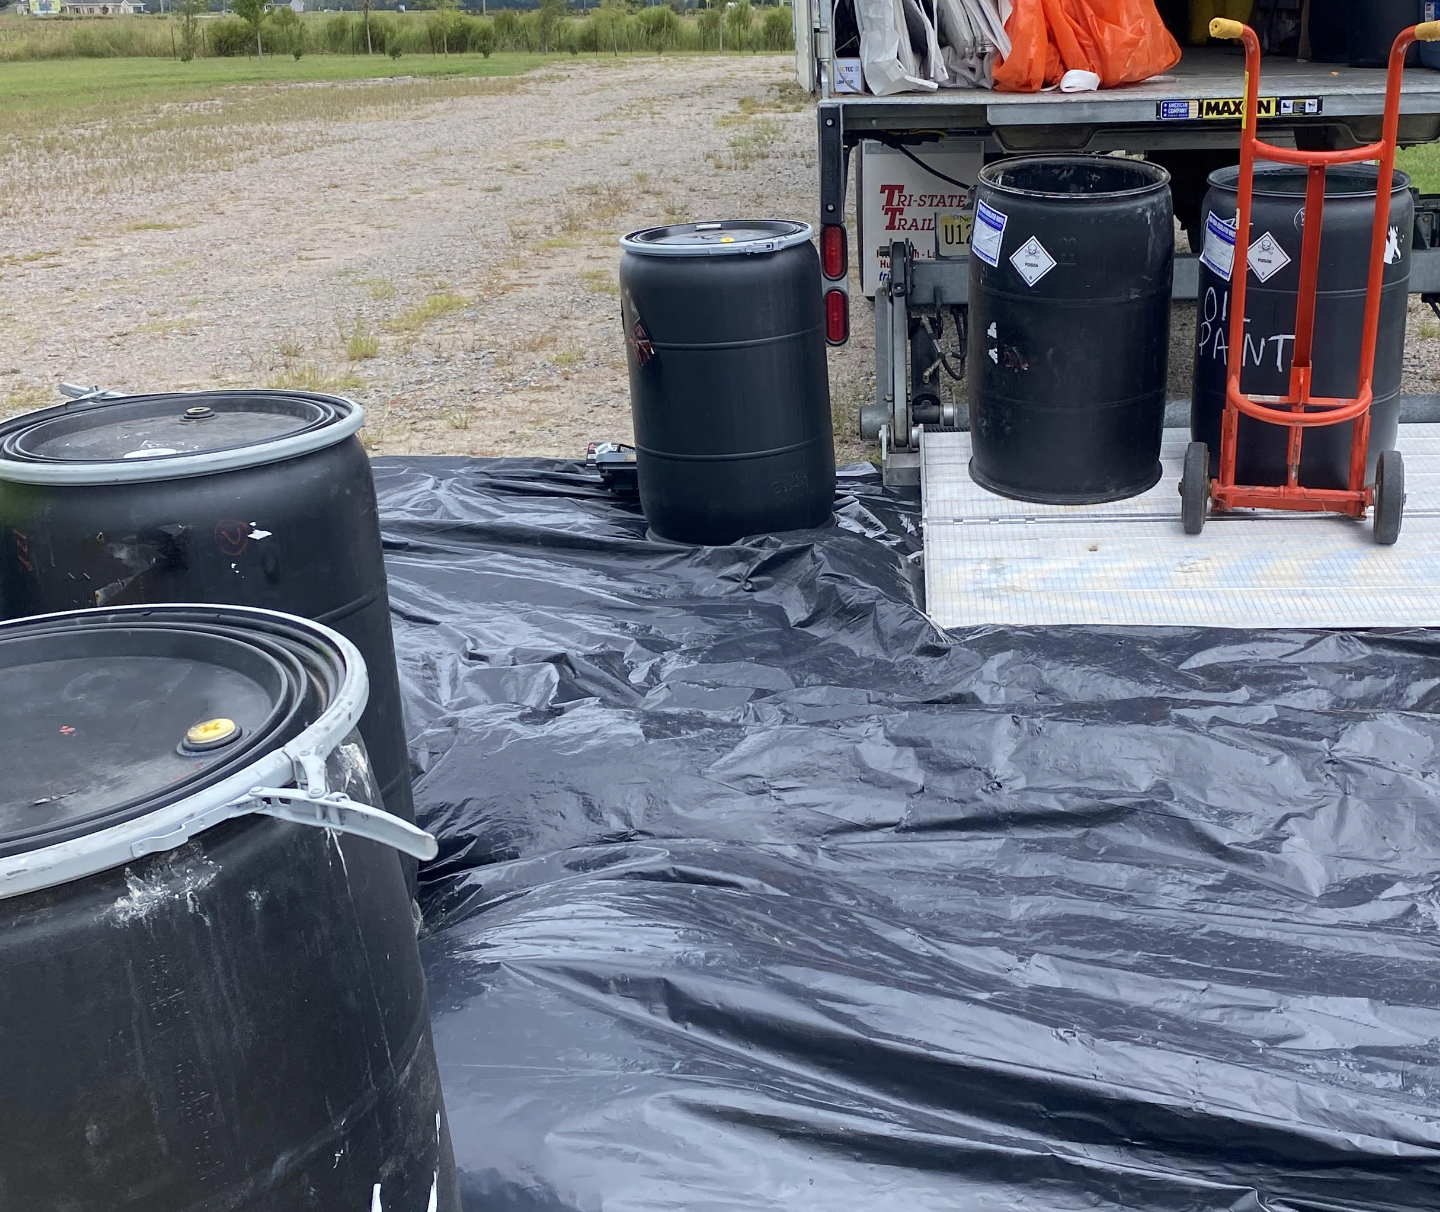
1010,236 -> 1056,287
1247,232 -> 1291,282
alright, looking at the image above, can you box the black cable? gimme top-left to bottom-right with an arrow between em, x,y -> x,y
921,312 -> 966,382
867,133 -> 974,194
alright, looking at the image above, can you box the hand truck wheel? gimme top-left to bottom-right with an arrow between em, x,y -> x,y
1373,449 -> 1404,546
1181,441 -> 1209,535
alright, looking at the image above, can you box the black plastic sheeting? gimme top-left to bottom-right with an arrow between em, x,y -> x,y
376,457 -> 1440,1212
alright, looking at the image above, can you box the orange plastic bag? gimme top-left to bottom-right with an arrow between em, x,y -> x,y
991,0 -> 1059,92
993,0 -> 1180,92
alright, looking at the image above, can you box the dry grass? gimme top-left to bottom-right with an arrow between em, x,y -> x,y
265,362 -> 364,393
738,80 -> 807,115
342,319 -> 380,361
711,117 -> 782,171
578,268 -> 619,296
1,384 -> 50,417
385,290 -> 470,333
360,277 -> 397,301
0,249 -> 61,268
513,330 -> 556,354
0,73 -> 531,209
126,220 -> 183,232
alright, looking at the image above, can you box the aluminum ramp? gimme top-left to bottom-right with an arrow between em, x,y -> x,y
920,424 -> 1440,629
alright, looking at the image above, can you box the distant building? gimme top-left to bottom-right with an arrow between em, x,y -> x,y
24,0 -> 64,14
56,0 -> 146,11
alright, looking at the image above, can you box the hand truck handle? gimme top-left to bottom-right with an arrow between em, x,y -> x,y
1208,17 -> 1245,40
1419,21 -> 1440,41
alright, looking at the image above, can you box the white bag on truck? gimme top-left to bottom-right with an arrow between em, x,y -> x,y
902,0 -> 948,85
856,0 -> 939,95
934,0 -> 1011,87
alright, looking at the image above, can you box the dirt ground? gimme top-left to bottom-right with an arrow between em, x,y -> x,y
2,55 -> 1439,463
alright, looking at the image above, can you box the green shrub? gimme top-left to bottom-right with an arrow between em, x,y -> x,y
207,15 -> 254,56
761,5 -> 792,50
696,6 -> 720,49
425,8 -> 468,54
493,8 -> 522,49
366,13 -> 395,53
389,15 -> 430,54
265,5 -> 303,57
318,12 -> 353,52
724,0 -> 753,49
469,17 -> 496,56
637,4 -> 679,51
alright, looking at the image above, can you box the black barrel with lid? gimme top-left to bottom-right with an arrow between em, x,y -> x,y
1305,0 -> 1347,61
967,155 -> 1174,503
1346,0 -> 1423,67
1191,164 -> 1412,488
619,220 -> 835,545
0,603 -> 458,1211
0,390 -> 415,883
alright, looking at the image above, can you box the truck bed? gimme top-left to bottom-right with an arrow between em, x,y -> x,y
827,48 -> 1440,137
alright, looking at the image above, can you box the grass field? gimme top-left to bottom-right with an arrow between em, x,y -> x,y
0,52 -> 560,206
1399,143 -> 1440,194
0,51 -> 550,115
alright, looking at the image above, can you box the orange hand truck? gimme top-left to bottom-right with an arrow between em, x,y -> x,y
1179,17 -> 1440,545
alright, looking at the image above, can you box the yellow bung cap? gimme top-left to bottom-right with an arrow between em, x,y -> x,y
185,717 -> 238,747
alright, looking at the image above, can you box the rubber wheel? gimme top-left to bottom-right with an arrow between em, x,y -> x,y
1181,441 -> 1209,535
1373,449 -> 1404,546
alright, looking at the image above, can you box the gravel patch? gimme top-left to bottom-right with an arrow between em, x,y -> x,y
0,55 -> 870,464
2,57 -> 1437,467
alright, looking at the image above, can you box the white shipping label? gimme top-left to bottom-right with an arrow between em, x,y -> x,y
1010,236 -> 1057,287
972,201 -> 1007,268
1247,232 -> 1291,282
1199,212 -> 1236,279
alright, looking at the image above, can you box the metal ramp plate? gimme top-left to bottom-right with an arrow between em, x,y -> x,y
921,425 -> 1440,629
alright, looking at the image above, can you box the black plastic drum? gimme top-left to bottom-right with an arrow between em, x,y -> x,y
1305,0 -> 1344,61
1190,165 -> 1412,489
967,156 -> 1174,504
0,604 -> 457,1211
619,220 -> 836,545
0,390 -> 415,881
1347,0 -> 1422,67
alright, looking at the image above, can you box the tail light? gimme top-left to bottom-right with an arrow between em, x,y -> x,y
825,288 -> 849,344
821,224 -> 847,280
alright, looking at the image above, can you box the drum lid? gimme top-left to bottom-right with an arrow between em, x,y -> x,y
620,220 -> 813,257
0,614 -> 316,859
0,391 -> 363,485
0,606 -> 443,904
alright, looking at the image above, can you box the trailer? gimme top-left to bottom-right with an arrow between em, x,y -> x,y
794,15 -> 1440,484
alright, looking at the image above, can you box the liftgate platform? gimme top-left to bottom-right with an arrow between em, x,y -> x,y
920,425 -> 1440,629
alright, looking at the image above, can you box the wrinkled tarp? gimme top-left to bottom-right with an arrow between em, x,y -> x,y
377,456 -> 1440,1212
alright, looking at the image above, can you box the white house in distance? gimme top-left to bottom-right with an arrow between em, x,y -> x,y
62,0 -> 148,10
27,0 -> 149,11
